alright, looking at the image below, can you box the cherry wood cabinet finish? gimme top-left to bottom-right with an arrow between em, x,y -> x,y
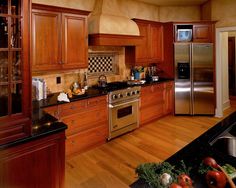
163,81 -> 174,115
31,4 -> 90,72
140,84 -> 165,126
62,13 -> 88,69
126,19 -> 164,66
193,24 -> 213,42
0,0 -> 31,145
140,82 -> 174,126
89,34 -> 143,46
0,132 -> 65,188
43,95 -> 108,157
31,9 -> 61,71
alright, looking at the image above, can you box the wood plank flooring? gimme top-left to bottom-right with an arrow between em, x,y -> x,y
65,107 -> 236,188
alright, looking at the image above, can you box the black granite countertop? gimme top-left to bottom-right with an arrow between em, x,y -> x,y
0,110 -> 67,150
130,111 -> 236,188
35,87 -> 107,108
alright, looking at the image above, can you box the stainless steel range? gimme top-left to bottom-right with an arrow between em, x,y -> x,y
107,82 -> 141,140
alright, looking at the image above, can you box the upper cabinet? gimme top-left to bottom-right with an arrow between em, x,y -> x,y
31,4 -> 89,72
0,0 -> 31,145
174,22 -> 215,43
126,19 -> 163,66
192,24 -> 213,42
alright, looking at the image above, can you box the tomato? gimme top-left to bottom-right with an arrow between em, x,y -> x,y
205,170 -> 227,188
203,157 -> 219,169
169,183 -> 183,188
178,174 -> 193,187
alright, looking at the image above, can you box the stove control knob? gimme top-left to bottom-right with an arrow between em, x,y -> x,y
112,94 -> 117,99
117,94 -> 123,98
127,92 -> 131,96
132,91 -> 136,95
136,90 -> 140,94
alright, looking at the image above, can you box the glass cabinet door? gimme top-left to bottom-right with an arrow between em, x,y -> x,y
0,0 -> 31,145
0,0 -> 22,118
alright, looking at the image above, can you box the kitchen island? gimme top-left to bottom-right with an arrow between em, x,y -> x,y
130,111 -> 236,188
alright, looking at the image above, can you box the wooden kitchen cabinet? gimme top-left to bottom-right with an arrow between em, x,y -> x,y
140,82 -> 174,126
31,4 -> 89,72
163,81 -> 174,115
193,24 -> 213,42
140,84 -> 165,126
43,95 -> 108,157
126,19 -> 163,65
0,0 -> 31,145
0,132 -> 65,188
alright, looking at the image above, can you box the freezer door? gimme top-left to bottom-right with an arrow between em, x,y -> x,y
192,43 -> 214,115
174,43 -> 191,114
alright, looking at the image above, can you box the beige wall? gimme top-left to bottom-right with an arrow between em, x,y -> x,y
159,6 -> 201,22
32,0 -> 201,22
202,0 -> 236,27
32,0 -> 96,11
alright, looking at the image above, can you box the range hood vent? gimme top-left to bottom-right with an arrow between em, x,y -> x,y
88,0 -> 142,46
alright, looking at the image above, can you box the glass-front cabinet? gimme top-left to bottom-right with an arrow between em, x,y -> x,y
0,0 -> 31,145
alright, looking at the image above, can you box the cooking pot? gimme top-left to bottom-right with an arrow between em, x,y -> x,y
98,74 -> 107,88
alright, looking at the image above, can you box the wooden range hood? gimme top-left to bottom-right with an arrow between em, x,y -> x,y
89,33 -> 143,46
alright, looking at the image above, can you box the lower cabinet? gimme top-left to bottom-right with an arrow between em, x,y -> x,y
0,132 -> 65,188
44,95 -> 108,157
140,81 -> 174,126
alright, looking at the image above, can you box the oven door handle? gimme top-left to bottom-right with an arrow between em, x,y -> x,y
109,99 -> 139,108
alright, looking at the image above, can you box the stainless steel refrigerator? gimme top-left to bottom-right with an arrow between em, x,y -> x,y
174,43 -> 215,115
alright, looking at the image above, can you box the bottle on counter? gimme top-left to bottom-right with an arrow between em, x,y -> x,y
83,72 -> 88,90
130,68 -> 134,80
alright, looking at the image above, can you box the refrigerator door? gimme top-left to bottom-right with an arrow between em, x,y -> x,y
192,43 -> 214,115
174,43 -> 192,114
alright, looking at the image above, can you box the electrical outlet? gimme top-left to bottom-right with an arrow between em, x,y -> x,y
56,76 -> 61,84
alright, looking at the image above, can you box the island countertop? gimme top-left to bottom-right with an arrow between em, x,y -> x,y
130,111 -> 236,188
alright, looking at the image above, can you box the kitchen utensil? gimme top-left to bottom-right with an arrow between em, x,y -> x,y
98,74 -> 107,88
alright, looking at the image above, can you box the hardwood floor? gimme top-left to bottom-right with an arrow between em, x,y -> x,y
65,107 -> 236,188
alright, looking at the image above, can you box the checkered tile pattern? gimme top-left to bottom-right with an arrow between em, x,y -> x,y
88,54 -> 115,74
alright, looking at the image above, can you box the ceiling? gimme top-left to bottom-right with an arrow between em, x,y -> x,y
136,0 -> 209,6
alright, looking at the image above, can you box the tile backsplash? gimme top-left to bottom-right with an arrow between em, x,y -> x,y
32,46 -> 131,96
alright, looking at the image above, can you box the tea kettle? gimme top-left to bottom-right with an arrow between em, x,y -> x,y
98,74 -> 107,88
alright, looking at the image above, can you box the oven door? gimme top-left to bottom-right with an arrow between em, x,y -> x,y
109,99 -> 139,132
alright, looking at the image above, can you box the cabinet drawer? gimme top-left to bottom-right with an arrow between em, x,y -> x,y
59,100 -> 87,117
66,125 -> 108,156
87,95 -> 107,108
62,108 -> 108,135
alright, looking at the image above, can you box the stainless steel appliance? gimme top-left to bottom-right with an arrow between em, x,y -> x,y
174,43 -> 214,115
107,84 -> 140,140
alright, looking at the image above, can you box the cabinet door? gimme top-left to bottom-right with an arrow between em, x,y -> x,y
163,82 -> 174,115
193,24 -> 212,42
31,9 -> 61,71
62,13 -> 88,69
135,22 -> 149,63
150,24 -> 164,62
0,0 -> 31,145
0,132 -> 65,188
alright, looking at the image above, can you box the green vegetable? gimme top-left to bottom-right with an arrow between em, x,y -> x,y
135,162 -> 184,188
222,164 -> 236,179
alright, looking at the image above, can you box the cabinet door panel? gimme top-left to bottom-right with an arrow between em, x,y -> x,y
135,22 -> 149,62
0,132 -> 65,188
66,125 -> 108,156
32,9 -> 61,71
150,24 -> 164,62
62,13 -> 88,69
193,24 -> 212,42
